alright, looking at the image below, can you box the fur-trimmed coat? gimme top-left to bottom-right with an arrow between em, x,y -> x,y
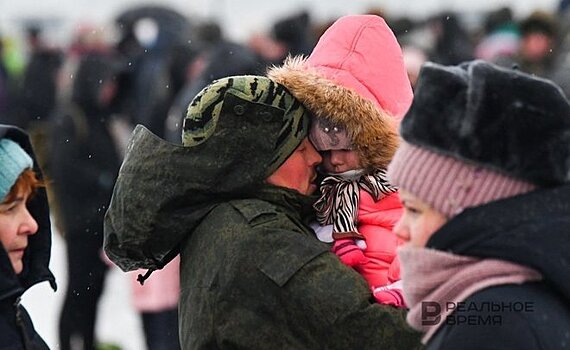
268,15 -> 413,172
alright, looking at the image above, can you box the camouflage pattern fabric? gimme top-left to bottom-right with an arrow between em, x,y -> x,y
103,75 -> 422,349
183,75 -> 309,176
104,75 -> 310,271
179,185 -> 422,349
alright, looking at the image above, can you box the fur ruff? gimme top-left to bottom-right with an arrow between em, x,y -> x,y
268,56 -> 399,171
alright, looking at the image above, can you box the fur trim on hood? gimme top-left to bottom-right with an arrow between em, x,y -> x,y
267,15 -> 412,171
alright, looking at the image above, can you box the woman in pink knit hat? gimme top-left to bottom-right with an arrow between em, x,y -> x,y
269,14 -> 413,307
387,60 -> 570,348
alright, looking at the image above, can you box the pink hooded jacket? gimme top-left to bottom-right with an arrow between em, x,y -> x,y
269,15 -> 412,288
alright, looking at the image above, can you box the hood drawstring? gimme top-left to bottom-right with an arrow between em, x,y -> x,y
137,269 -> 155,285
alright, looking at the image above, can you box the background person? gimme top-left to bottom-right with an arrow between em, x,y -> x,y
0,124 -> 56,349
387,60 -> 570,348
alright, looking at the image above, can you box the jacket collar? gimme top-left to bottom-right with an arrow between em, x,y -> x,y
427,184 -> 570,301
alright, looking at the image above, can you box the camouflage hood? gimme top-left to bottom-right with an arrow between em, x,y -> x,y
104,76 -> 311,272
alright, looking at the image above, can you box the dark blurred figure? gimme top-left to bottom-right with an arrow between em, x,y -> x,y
164,25 -> 265,142
113,6 -> 195,139
272,11 -> 314,58
16,26 -> 63,130
512,11 -> 558,77
249,11 -> 315,66
428,12 -> 474,65
50,53 -> 122,350
475,7 -> 520,63
549,1 -> 570,98
494,10 -> 559,79
0,39 -> 10,121
386,16 -> 429,90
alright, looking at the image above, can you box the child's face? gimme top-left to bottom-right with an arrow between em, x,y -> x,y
0,188 -> 38,274
320,149 -> 361,174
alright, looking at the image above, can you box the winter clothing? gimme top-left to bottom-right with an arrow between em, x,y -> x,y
389,60 -> 570,189
268,14 -> 412,172
49,53 -> 121,350
268,15 -> 411,298
399,246 -> 542,343
131,257 -> 181,350
0,139 -> 33,200
104,76 -> 421,349
357,191 -> 403,287
387,60 -> 570,348
407,187 -> 570,349
314,169 -> 397,240
428,13 -> 474,66
0,124 -> 56,350
388,142 -> 537,217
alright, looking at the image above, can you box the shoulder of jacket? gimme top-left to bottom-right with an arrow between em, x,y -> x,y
228,199 -> 279,227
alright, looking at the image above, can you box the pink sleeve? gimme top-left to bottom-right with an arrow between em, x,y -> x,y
387,253 -> 401,283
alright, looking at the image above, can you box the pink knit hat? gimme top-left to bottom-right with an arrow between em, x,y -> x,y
387,142 -> 537,217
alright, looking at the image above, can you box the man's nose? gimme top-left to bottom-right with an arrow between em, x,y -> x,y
308,144 -> 322,166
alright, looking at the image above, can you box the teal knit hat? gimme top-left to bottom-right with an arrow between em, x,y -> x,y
0,138 -> 33,201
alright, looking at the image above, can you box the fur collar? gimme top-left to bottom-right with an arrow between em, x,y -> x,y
268,56 -> 400,171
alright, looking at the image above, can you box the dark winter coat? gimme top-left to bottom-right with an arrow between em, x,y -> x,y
104,83 -> 422,348
0,125 -> 56,349
425,185 -> 570,349
179,186 -> 420,349
49,55 -> 121,234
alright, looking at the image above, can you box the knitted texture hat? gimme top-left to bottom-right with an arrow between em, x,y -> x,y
182,75 -> 310,176
0,138 -> 33,201
387,60 -> 570,217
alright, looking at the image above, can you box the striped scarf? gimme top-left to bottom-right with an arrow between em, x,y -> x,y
314,168 -> 397,240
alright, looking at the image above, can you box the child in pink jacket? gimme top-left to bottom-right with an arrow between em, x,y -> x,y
268,14 -> 412,307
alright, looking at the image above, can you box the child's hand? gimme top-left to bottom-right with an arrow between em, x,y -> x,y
332,238 -> 369,267
372,280 -> 406,308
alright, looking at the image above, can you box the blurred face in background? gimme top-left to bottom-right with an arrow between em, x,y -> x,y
520,32 -> 554,62
393,190 -> 448,248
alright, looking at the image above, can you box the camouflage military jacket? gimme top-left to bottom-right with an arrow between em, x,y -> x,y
178,186 -> 421,349
104,97 -> 421,350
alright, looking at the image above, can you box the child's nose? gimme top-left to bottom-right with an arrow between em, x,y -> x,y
329,152 -> 344,165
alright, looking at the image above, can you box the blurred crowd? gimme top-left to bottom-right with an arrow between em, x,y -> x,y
0,2 -> 569,349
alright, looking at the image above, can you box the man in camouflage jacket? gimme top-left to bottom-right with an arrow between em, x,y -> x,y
104,76 -> 421,349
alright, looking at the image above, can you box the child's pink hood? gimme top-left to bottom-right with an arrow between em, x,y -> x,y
269,15 -> 413,170
307,15 -> 413,120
